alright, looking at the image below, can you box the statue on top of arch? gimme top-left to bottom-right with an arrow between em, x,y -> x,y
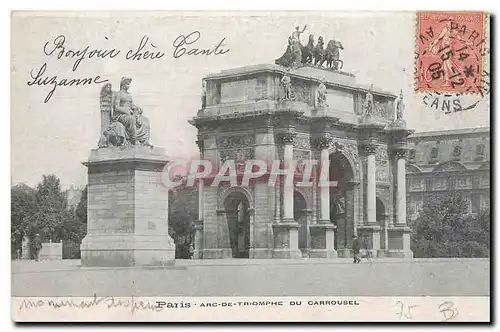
275,25 -> 344,71
98,77 -> 152,148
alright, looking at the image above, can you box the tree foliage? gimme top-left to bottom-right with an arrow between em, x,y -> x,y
11,183 -> 37,256
168,184 -> 198,259
11,175 -> 88,259
411,192 -> 490,258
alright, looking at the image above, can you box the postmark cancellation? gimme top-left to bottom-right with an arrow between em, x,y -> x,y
415,11 -> 488,95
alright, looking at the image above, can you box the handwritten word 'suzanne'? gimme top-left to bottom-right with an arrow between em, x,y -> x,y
26,32 -> 230,103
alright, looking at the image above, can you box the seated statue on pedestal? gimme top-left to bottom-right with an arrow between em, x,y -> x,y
98,77 -> 151,148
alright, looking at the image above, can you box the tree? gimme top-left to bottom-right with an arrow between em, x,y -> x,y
168,184 -> 198,259
75,185 -> 88,228
31,174 -> 68,242
63,185 -> 88,259
411,192 -> 490,258
11,175 -> 90,260
11,183 -> 37,257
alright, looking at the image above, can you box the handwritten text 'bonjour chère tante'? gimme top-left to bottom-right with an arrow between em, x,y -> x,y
26,31 -> 230,103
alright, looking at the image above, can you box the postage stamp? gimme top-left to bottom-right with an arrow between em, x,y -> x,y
10,11 -> 490,323
415,11 -> 487,94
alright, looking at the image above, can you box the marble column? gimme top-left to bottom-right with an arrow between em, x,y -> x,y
193,139 -> 204,259
386,147 -> 413,258
282,134 -> 295,222
272,133 -> 301,259
309,137 -> 337,258
365,144 -> 377,224
396,149 -> 407,225
356,143 -> 380,257
319,139 -> 331,224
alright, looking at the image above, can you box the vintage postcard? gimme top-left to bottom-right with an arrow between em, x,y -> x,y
11,11 -> 490,322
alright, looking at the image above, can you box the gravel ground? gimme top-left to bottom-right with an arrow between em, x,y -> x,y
11,258 -> 490,297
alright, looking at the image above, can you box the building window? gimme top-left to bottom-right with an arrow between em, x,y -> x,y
475,144 -> 485,161
454,176 -> 470,189
482,174 -> 490,187
429,147 -> 439,163
434,177 -> 447,189
472,176 -> 480,189
471,195 -> 481,214
410,178 -> 424,190
425,178 -> 432,190
452,145 -> 462,160
480,195 -> 490,209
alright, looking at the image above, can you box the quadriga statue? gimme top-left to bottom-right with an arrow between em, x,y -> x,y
98,77 -> 152,148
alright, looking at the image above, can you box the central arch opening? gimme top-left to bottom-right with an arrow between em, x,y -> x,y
224,191 -> 250,258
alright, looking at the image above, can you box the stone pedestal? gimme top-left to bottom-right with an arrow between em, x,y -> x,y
309,224 -> 338,258
272,223 -> 302,259
386,226 -> 414,258
337,248 -> 352,258
80,146 -> 175,267
357,225 -> 381,258
202,248 -> 232,259
193,220 -> 204,259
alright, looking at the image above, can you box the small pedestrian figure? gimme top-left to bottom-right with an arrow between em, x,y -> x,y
352,234 -> 361,264
31,234 -> 42,262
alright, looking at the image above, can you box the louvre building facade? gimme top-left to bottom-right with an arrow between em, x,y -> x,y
406,127 -> 490,221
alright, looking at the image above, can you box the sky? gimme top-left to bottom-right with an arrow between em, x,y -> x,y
11,11 -> 490,188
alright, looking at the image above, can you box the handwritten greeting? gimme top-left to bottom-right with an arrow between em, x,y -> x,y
26,31 -> 230,103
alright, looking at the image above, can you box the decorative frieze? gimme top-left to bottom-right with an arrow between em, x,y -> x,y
217,135 -> 255,148
395,149 -> 407,159
276,133 -> 297,145
341,142 -> 360,175
219,149 -> 255,172
363,144 -> 377,155
293,80 -> 312,105
375,146 -> 389,182
294,135 -> 311,149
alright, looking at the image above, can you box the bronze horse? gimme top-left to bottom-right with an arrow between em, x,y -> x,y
301,34 -> 315,64
325,39 -> 344,70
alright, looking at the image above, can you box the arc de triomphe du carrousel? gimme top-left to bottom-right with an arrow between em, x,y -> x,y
189,29 -> 413,260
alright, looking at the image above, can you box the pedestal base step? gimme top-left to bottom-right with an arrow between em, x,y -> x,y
81,234 -> 175,267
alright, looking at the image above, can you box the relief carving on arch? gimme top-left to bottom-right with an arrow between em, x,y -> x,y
293,80 -> 312,105
219,149 -> 255,172
217,134 -> 256,148
293,135 -> 311,149
375,145 -> 389,182
340,141 -> 360,176
217,184 -> 253,209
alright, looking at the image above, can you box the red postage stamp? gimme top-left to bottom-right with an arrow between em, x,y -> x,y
415,11 -> 487,94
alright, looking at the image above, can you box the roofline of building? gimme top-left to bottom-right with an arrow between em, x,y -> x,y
408,127 -> 490,139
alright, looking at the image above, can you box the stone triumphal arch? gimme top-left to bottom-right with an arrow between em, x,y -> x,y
190,62 -> 413,259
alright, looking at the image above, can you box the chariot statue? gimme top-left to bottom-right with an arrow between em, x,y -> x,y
275,25 -> 345,71
98,77 -> 152,148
